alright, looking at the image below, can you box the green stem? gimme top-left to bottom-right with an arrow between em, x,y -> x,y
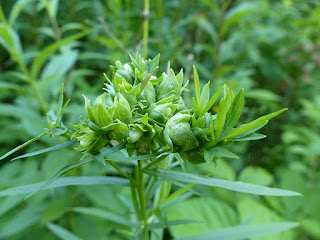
106,160 -> 129,178
137,160 -> 149,240
16,56 -> 48,114
143,0 -> 150,59
142,153 -> 168,173
130,176 -> 141,221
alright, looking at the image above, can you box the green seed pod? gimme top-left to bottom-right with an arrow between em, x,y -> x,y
164,113 -> 199,151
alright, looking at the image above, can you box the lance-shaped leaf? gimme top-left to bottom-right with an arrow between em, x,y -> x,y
12,140 -> 77,160
0,176 -> 129,197
0,132 -> 47,161
220,108 -> 287,141
176,222 -> 299,240
220,89 -> 244,138
148,169 -> 301,196
47,222 -> 82,240
72,207 -> 137,228
25,143 -> 126,199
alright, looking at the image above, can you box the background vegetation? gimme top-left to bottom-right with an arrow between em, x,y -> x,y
0,0 -> 319,239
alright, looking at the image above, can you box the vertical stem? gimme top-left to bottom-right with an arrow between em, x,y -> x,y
213,0 -> 233,76
136,160 -> 149,240
143,0 -> 150,59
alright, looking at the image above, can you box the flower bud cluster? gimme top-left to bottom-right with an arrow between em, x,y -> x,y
71,53 -> 272,163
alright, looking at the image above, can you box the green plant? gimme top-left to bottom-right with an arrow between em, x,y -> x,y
0,53 -> 300,239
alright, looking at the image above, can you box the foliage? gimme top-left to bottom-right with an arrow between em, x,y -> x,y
0,0 -> 319,239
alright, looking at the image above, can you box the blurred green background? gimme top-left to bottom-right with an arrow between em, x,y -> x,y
0,0 -> 319,239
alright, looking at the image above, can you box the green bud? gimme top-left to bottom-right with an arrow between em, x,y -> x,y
149,103 -> 174,123
111,61 -> 134,84
140,81 -> 156,104
113,93 -> 132,123
176,97 -> 187,112
71,124 -> 108,153
127,127 -> 144,143
164,113 -> 199,151
157,70 -> 183,102
192,127 -> 209,145
136,136 -> 152,153
92,93 -> 113,127
106,122 -> 129,140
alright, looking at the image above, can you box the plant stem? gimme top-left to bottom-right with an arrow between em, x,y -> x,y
106,160 -> 129,178
136,160 -> 149,240
143,0 -> 150,59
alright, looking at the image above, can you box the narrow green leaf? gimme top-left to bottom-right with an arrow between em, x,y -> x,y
221,108 -> 287,140
149,169 -> 301,196
9,0 -> 36,26
171,180 -> 201,196
215,98 -> 228,139
199,82 -> 210,110
107,154 -> 156,162
212,147 -> 239,159
25,143 -> 126,199
12,140 -> 77,160
56,83 -> 65,120
220,89 -> 244,137
94,153 -> 106,166
200,86 -> 223,117
177,222 -> 299,240
72,207 -> 137,228
30,30 -> 89,79
230,133 -> 266,141
193,66 -> 201,105
149,220 -> 202,230
140,67 -> 158,93
0,132 -> 47,161
0,176 -> 129,197
0,5 -> 7,24
47,222 -> 82,240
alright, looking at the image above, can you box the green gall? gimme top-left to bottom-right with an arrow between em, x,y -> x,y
164,113 -> 199,151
